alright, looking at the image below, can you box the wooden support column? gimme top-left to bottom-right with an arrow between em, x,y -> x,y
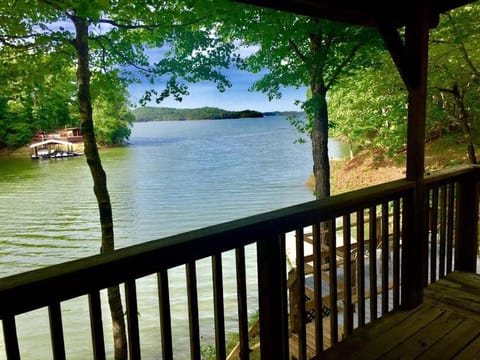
257,234 -> 289,359
380,0 -> 432,309
402,2 -> 431,309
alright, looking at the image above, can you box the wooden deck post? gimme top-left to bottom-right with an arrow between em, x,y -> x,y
402,5 -> 431,308
380,0 -> 433,309
257,234 -> 289,359
455,168 -> 480,272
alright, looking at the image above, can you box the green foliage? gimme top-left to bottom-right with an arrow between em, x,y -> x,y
200,344 -> 217,359
91,72 -> 134,145
329,3 -> 480,157
221,10 -> 381,104
0,0 -> 244,149
93,101 -> 134,146
329,55 -> 409,155
0,49 -> 77,148
131,106 -> 263,121
429,3 -> 480,142
0,47 -> 135,148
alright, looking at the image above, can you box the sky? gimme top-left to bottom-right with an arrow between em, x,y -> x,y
126,47 -> 307,113
50,22 -> 307,113
128,67 -> 307,112
43,21 -> 308,112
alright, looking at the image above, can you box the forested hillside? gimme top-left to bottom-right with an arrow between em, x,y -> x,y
132,106 -> 263,121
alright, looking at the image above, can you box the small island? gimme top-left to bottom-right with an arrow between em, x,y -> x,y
132,106 -> 264,122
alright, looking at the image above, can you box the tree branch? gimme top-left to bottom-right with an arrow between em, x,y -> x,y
91,35 -> 153,74
326,43 -> 360,91
437,87 -> 455,94
459,42 -> 480,79
288,38 -> 307,64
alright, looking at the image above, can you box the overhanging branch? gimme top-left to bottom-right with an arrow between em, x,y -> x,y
325,43 -> 360,91
288,38 -> 307,64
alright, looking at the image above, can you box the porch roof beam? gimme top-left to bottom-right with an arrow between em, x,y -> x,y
233,0 -> 474,28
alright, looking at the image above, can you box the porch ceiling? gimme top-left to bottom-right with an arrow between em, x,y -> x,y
233,0 -> 476,28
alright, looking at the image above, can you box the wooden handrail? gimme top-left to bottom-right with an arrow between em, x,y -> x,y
0,165 -> 477,359
0,179 -> 415,318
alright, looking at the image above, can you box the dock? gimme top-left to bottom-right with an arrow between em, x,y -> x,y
29,139 -> 83,159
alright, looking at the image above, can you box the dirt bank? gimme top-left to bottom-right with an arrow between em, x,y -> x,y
307,138 -> 473,195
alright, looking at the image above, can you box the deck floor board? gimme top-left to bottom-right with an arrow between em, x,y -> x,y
318,271 -> 480,359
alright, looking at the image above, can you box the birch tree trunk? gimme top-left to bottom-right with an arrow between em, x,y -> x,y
72,15 -> 128,360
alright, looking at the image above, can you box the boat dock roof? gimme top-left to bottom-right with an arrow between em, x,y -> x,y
29,139 -> 74,148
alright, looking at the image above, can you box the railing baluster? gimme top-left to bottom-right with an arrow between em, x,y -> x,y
356,210 -> 365,328
455,171 -> 479,272
446,183 -> 455,273
392,199 -> 401,310
157,270 -> 173,360
1,170 -> 477,360
3,316 -> 20,360
125,280 -> 141,360
212,253 -> 226,360
48,302 -> 66,360
88,291 -> 105,360
439,185 -> 447,278
312,223 -> 324,353
235,247 -> 249,360
279,233 -> 289,355
368,206 -> 377,322
430,187 -> 439,283
295,227 -> 306,360
381,202 -> 389,315
186,261 -> 201,360
328,219 -> 338,346
343,214 -> 353,336
277,234 -> 290,358
257,234 -> 289,359
423,188 -> 431,287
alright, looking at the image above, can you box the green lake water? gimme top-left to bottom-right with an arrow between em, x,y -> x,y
0,116 -> 349,359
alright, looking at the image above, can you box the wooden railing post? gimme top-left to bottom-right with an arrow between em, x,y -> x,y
455,168 -> 479,272
257,234 -> 289,359
401,186 -> 425,309
400,0 -> 430,310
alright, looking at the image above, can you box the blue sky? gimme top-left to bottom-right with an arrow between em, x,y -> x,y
127,47 -> 307,112
49,21 -> 307,112
128,67 -> 307,112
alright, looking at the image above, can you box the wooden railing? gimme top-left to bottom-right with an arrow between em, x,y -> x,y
0,165 -> 478,359
424,165 -> 480,285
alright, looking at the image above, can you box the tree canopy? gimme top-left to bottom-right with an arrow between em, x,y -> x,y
219,6 -> 382,198
328,3 -> 480,162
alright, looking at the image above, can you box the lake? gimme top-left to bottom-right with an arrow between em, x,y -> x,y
0,116 -> 349,359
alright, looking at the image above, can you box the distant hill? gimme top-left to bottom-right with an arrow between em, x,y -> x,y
263,111 -> 305,117
132,106 -> 263,122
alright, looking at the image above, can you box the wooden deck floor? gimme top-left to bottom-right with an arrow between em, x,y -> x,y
319,271 -> 480,359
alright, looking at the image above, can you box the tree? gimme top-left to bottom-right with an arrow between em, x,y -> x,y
92,72 -> 134,145
0,49 -> 77,147
220,7 -> 381,198
1,1 -> 236,358
328,3 -> 480,161
429,3 -> 480,163
328,55 -> 409,156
